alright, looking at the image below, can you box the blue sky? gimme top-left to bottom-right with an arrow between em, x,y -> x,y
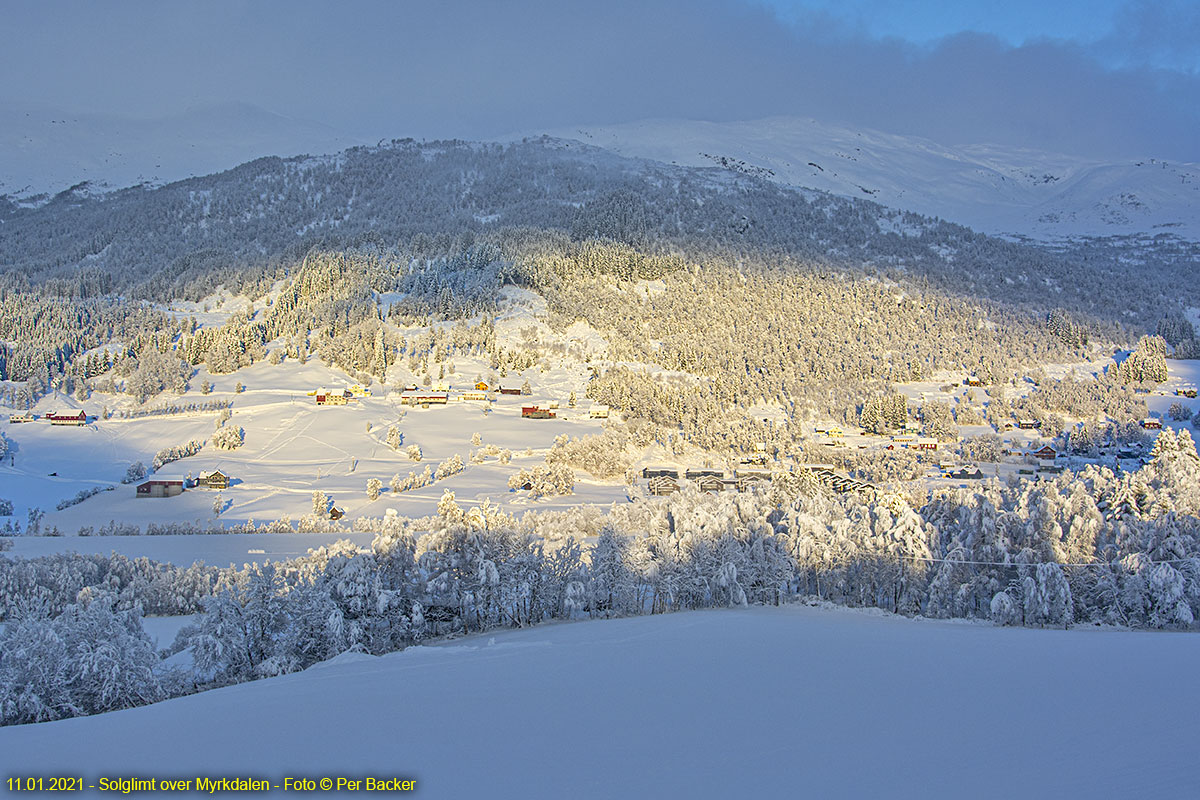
2,0 -> 1197,160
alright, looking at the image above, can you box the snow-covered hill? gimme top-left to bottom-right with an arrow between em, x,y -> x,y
0,100 -> 368,201
533,117 -> 1200,241
3,604 -> 1196,799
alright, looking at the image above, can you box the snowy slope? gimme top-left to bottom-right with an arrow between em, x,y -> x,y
532,117 -> 1200,241
2,604 -> 1196,799
0,100 -> 368,200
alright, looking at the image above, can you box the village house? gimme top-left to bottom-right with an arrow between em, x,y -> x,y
8,412 -> 36,423
521,406 -> 555,419
915,438 -> 939,451
195,469 -> 230,490
589,406 -> 610,419
948,465 -> 985,480
1017,418 -> 1041,430
47,410 -> 87,426
475,381 -> 490,391
1031,445 -> 1058,460
695,474 -> 725,493
1141,418 -> 1162,430
136,479 -> 184,498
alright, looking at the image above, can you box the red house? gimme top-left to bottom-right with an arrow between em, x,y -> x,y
47,410 -> 87,426
521,406 -> 555,419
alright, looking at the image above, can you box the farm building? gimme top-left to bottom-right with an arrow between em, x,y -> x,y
915,438 -> 939,451
47,410 -> 87,426
521,406 -> 555,419
648,475 -> 679,496
195,469 -> 230,490
499,387 -> 522,396
136,480 -> 184,498
461,391 -> 488,401
8,412 -> 36,423
315,388 -> 352,405
1141,418 -> 1162,430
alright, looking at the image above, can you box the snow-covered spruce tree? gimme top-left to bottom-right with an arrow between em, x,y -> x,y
366,478 -> 383,501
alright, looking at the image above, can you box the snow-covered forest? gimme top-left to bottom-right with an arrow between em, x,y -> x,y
4,428 -> 1200,725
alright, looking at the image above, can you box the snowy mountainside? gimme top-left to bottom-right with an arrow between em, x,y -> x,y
2,605 -> 1196,799
0,100 -> 368,201
533,117 -> 1200,241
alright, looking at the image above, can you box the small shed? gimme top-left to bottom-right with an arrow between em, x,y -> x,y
136,480 -> 184,498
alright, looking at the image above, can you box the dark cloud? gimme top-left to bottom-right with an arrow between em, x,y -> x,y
2,0 -> 1197,160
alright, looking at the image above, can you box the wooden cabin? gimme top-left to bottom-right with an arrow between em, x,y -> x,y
648,475 -> 679,496
47,410 -> 87,426
1031,445 -> 1058,460
642,467 -> 679,479
695,475 -> 725,493
1141,418 -> 1162,430
1017,419 -> 1041,430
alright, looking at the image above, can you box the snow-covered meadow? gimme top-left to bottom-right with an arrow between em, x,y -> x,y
2,604 -> 1196,799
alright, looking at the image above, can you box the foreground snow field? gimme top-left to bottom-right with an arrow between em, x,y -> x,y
3,604 -> 1196,799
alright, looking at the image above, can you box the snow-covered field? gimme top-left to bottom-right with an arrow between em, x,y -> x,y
2,604 -> 1196,799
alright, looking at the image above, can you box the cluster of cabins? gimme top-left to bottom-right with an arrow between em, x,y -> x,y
8,410 -> 88,426
136,469 -> 230,499
644,467 -> 765,495
642,464 -> 875,496
308,380 -> 609,418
